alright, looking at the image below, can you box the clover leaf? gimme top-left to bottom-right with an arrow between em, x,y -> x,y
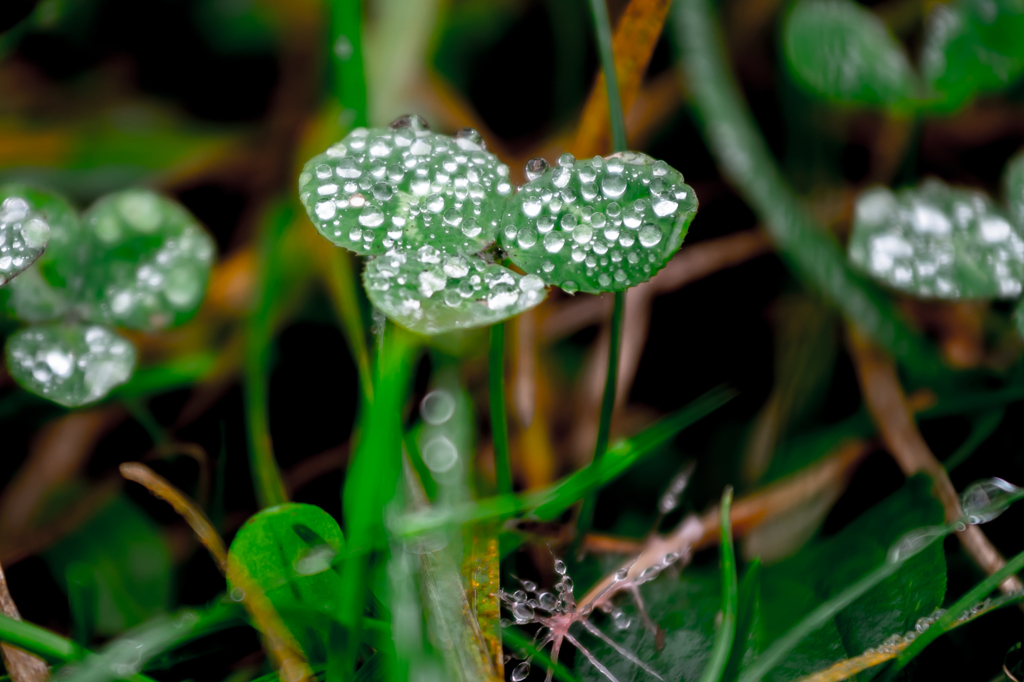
2,186 -> 216,406
5,322 -> 137,408
848,179 -> 1024,299
499,152 -> 697,294
782,0 -> 918,109
298,115 -> 512,257
0,184 -> 66,286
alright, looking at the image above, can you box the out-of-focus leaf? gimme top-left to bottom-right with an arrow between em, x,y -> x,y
0,185 -> 58,285
362,251 -> 545,335
78,189 -> 216,330
1004,146 -> 1024,230
298,117 -> 511,256
501,152 -> 697,294
44,495 -> 172,636
6,323 -> 136,407
848,179 -> 1024,299
782,0 -> 918,108
920,0 -> 1024,111
226,503 -> 345,664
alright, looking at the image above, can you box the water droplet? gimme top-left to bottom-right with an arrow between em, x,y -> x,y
454,127 -> 486,150
606,157 -> 625,174
512,602 -> 535,622
522,197 -> 542,218
422,436 -> 458,472
333,34 -> 353,60
561,280 -> 578,294
573,223 -> 593,245
526,157 -> 550,181
420,390 -> 456,425
512,590 -> 527,602
639,224 -> 662,247
601,175 -> 627,199
389,114 -> 430,131
558,152 -> 576,167
517,227 -> 538,248
961,478 -> 1021,524
315,200 -> 336,220
639,566 -> 660,582
887,526 -> 948,563
461,220 -> 482,238
358,206 -> 384,227
372,182 -> 394,201
615,568 -> 629,581
613,609 -> 632,630
554,559 -> 566,575
543,232 -> 565,253
538,591 -> 557,610
652,196 -> 679,217
520,274 -> 545,292
511,661 -> 531,681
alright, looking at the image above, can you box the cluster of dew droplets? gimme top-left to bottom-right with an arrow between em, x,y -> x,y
503,151 -> 692,293
498,556 -> 664,682
0,194 -> 50,284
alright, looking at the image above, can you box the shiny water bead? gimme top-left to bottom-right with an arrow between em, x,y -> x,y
525,157 -> 550,181
5,323 -> 136,407
299,120 -> 509,257
362,251 -> 546,335
501,151 -> 698,294
78,190 -> 216,330
0,185 -> 60,286
849,179 -> 1024,300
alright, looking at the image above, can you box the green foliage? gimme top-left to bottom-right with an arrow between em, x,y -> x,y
0,185 -> 59,285
1005,148 -> 1024,231
44,496 -> 173,636
226,503 -> 346,663
1,186 -> 216,406
848,179 -> 1024,299
500,153 -> 697,294
782,0 -> 917,108
920,0 -> 1024,111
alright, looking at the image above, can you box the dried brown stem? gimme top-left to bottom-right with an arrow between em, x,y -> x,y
846,327 -> 1023,595
0,561 -> 49,682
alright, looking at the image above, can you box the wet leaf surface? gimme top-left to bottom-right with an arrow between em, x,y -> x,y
0,185 -> 58,286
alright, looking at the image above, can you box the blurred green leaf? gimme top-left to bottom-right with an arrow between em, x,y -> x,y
1004,146 -> 1024,230
227,503 -> 346,664
0,185 -> 57,284
362,252 -> 545,335
78,189 -> 216,330
848,179 -> 1024,299
299,118 -> 511,257
782,0 -> 918,108
44,495 -> 172,636
501,153 -> 697,294
6,322 -> 136,407
920,0 -> 1024,111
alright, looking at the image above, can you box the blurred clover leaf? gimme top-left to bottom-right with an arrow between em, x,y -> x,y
2,186 -> 216,407
920,0 -> 1024,112
848,178 -> 1024,299
782,0 -> 918,109
299,116 -> 697,334
226,503 -> 346,664
499,152 -> 697,294
0,184 -> 62,285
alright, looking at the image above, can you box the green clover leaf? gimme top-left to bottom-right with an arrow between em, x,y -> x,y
0,184 -> 68,287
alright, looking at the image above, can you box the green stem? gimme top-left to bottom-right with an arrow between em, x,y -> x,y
699,487 -> 738,682
587,0 -> 627,153
489,323 -> 513,496
576,289 -> 625,545
244,203 -> 291,508
884,544 -> 1024,678
673,0 -> 940,376
0,613 -> 155,682
330,0 -> 368,127
738,523 -> 955,682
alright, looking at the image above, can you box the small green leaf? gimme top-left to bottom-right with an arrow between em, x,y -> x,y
782,0 -> 918,108
5,322 -> 136,407
0,185 -> 59,285
848,179 -> 1024,299
362,250 -> 546,335
226,503 -> 346,664
299,116 -> 512,256
44,495 -> 172,636
501,152 -> 697,294
921,0 -> 1024,111
1004,147 -> 1024,231
78,189 -> 216,330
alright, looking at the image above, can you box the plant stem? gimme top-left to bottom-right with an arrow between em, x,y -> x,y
884,544 -> 1024,678
699,487 -> 737,682
587,0 -> 627,154
489,323 -> 513,495
330,0 -> 368,127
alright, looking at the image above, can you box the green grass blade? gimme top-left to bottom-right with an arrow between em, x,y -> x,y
330,0 -> 368,127
737,523 -> 955,682
883,544 -> 1024,678
587,0 -> 628,153
723,557 -> 762,682
0,613 -> 85,663
699,487 -> 738,682
672,0 -> 940,375
244,202 -> 292,508
489,323 -> 513,496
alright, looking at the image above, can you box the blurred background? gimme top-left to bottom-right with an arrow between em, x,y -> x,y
1,0 -> 1024,679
